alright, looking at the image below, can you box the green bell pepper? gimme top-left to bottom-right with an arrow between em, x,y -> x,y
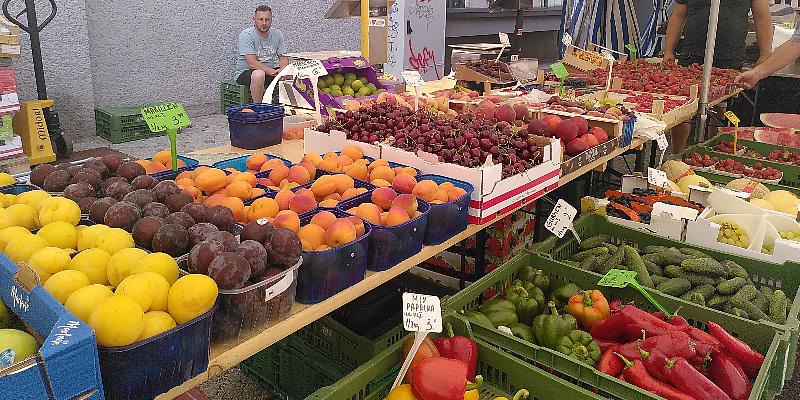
464,310 -> 493,328
556,329 -> 601,367
550,282 -> 581,310
506,282 -> 545,325
518,266 -> 550,291
533,301 -> 577,349
509,323 -> 536,343
479,299 -> 518,328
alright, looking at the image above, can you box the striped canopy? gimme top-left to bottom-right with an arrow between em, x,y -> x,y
559,0 -> 642,59
640,0 -> 674,57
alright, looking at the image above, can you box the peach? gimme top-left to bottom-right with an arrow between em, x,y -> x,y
355,188 -> 368,196
343,163 -> 369,181
280,180 -> 300,190
370,166 -> 395,183
392,194 -> 418,215
226,180 -> 253,200
315,245 -> 331,251
319,199 -> 339,208
336,155 -> 354,168
232,171 -> 257,187
323,152 -> 338,160
176,178 -> 194,188
372,179 -> 391,187
195,168 -> 228,193
297,161 -> 317,180
287,165 -> 312,184
368,159 -> 389,172
347,216 -> 366,237
273,212 -> 300,233
246,154 -> 268,170
269,165 -> 290,185
274,190 -> 295,210
355,203 -> 382,225
354,158 -> 369,166
145,162 -> 168,174
289,194 -> 317,214
176,171 -> 193,181
318,158 -> 339,172
251,187 -> 266,197
380,212 -> 389,226
182,186 -> 202,200
371,187 -> 397,210
385,207 -> 411,226
435,190 -> 449,203
191,166 -> 211,180
308,176 -> 333,197
323,193 -> 342,201
299,224 -> 326,251
412,180 -> 439,202
296,188 -> 315,199
394,167 -> 418,177
325,219 -> 357,248
221,197 -> 245,222
204,193 -> 228,208
310,211 -> 337,230
302,153 -> 323,167
439,182 -> 455,192
248,197 -> 279,220
256,178 -> 275,187
341,145 -> 364,162
392,174 -> 417,194
136,159 -> 151,169
341,188 -> 361,200
332,174 -> 355,194
448,187 -> 467,201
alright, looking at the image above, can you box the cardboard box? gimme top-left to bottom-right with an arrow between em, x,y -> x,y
0,256 -> 103,400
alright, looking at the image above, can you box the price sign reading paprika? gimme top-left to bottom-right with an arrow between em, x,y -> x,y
499,32 -> 511,47
402,293 -> 442,333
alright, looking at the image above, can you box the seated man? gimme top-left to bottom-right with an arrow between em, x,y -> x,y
234,5 -> 288,103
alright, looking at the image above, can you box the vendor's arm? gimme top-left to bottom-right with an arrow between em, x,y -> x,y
735,40 -> 800,87
245,54 -> 279,76
663,2 -> 688,65
274,34 -> 290,76
752,0 -> 774,64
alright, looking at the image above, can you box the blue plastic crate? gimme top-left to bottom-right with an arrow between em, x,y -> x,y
97,306 -> 216,400
416,174 -> 473,245
296,210 -> 371,304
144,155 -> 200,176
211,154 -> 292,179
228,104 -> 285,150
0,184 -> 38,194
0,256 -> 104,400
337,193 -> 430,272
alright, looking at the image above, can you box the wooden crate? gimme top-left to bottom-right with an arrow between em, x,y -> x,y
579,81 -> 699,127
453,63 -> 515,93
562,45 -> 607,71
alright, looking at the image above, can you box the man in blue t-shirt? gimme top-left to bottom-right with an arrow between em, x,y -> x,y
234,5 -> 288,103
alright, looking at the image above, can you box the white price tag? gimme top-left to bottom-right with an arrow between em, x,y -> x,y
656,134 -> 669,151
601,50 -> 615,62
510,54 -> 519,62
648,167 -> 670,189
562,32 -> 573,47
401,70 -> 424,87
402,293 -> 442,333
369,17 -> 386,27
294,59 -> 328,79
544,199 -> 578,238
499,32 -> 511,47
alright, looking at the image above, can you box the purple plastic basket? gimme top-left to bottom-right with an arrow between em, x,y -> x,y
416,174 -> 473,245
295,209 -> 371,304
337,192 -> 430,272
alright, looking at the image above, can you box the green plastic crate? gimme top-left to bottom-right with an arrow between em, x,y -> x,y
307,314 -> 608,400
531,213 -> 800,376
95,104 -> 180,144
296,272 -> 457,370
702,133 -> 800,155
445,251 -> 791,400
220,81 -> 252,113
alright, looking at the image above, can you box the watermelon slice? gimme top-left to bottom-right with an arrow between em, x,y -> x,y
753,128 -> 800,148
761,113 -> 800,130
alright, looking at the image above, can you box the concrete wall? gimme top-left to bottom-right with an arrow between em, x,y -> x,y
11,0 -> 359,139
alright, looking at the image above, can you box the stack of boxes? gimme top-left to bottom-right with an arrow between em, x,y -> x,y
0,67 -> 22,162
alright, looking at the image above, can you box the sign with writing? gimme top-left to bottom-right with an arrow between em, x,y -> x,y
656,134 -> 669,151
724,111 -> 740,125
648,167 -> 670,189
625,44 -> 638,59
402,293 -> 442,333
385,0 -> 446,82
551,62 -> 569,80
140,103 -> 190,133
294,59 -> 328,80
562,32 -> 573,47
598,269 -> 639,288
601,50 -> 615,62
499,32 -> 511,47
369,17 -> 386,27
510,54 -> 519,62
544,199 -> 578,238
401,70 -> 424,87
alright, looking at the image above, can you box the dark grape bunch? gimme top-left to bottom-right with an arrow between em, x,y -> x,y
318,103 -> 544,178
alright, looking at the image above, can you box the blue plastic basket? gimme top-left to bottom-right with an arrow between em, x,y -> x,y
296,210 -> 371,304
316,153 -> 420,177
416,174 -> 473,245
97,306 -> 216,400
337,193 -> 430,272
144,155 -> 200,176
211,154 -> 292,179
151,164 -> 231,182
297,171 -> 376,208
227,104 -> 285,150
0,184 -> 38,194
620,116 -> 636,147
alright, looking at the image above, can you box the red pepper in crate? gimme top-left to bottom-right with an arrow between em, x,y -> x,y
640,331 -> 711,363
638,345 -> 669,381
597,345 -> 625,376
402,336 -> 440,384
668,315 -> 722,347
432,323 -> 478,381
629,202 -> 653,214
411,357 -> 483,400
708,349 -> 751,400
616,354 -> 695,400
707,321 -> 764,378
663,357 -> 733,400
594,338 -> 621,353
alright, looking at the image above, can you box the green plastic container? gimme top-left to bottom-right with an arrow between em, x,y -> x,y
95,104 -> 178,144
683,139 -> 800,189
220,81 -> 253,113
296,272 -> 457,370
307,314 -> 608,400
445,251 -> 791,400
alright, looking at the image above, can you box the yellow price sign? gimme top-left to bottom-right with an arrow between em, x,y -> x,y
724,111 -> 740,125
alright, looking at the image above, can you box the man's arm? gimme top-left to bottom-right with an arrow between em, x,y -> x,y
736,40 -> 800,87
663,3 -> 689,64
752,0 -> 774,64
279,56 -> 289,69
245,55 -> 278,76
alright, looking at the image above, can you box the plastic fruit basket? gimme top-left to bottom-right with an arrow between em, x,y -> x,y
178,257 -> 300,345
227,104 -> 285,150
416,174 -> 473,245
211,154 -> 292,179
692,139 -> 800,189
297,170 -> 376,206
296,209 -> 372,304
337,192 -> 430,272
307,314 -> 609,400
145,155 -> 199,175
0,183 -> 37,194
444,251 -> 790,400
532,212 -> 800,377
97,306 -> 216,400
150,164 -> 230,182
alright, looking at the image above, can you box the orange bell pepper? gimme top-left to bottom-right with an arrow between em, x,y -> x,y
567,290 -> 611,330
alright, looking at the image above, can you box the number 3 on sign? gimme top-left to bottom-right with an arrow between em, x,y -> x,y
545,199 -> 578,238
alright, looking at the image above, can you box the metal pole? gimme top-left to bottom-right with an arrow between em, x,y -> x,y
696,0 -> 720,142
511,1 -> 524,58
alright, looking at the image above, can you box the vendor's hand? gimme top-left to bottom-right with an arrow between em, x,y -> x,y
756,53 -> 771,66
734,69 -> 762,88
662,51 -> 676,65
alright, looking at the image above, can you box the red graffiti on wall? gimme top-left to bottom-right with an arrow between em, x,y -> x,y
408,39 -> 440,79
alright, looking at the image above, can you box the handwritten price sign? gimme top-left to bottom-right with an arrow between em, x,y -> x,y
401,70 -> 425,87
499,32 -> 511,47
140,103 -> 190,133
648,167 -> 670,189
294,59 -> 328,80
402,293 -> 442,333
545,199 -> 578,238
562,32 -> 573,47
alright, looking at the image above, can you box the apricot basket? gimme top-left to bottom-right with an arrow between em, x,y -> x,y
144,155 -> 200,175
316,152 -> 420,176
416,174 -> 473,245
300,170 -> 375,206
151,164 -> 231,182
337,192 -> 430,272
212,154 -> 292,179
296,209 -> 372,304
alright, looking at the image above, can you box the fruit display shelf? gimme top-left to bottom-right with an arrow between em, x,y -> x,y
562,44 -> 616,72
579,87 -> 699,129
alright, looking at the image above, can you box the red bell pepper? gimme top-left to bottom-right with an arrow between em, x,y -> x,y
708,349 -> 751,400
598,345 -> 624,377
663,357 -> 733,400
594,338 -> 621,354
402,336 -> 440,384
432,323 -> 478,381
616,354 -> 695,400
707,321 -> 764,378
411,357 -> 483,400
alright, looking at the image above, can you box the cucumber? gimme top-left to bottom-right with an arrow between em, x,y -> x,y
685,283 -> 716,300
651,275 -> 669,286
642,245 -> 671,254
730,296 -> 769,321
580,234 -> 610,250
732,285 -> 758,303
663,265 -> 683,279
707,294 -> 731,310
731,308 -> 749,320
681,258 -> 726,277
592,254 -> 612,273
601,243 -> 619,254
681,292 -> 706,307
679,247 -> 708,257
685,273 -> 717,287
760,286 -> 774,298
605,246 -> 626,270
721,260 -> 749,279
643,259 -> 663,276
623,245 -> 653,288
651,251 -> 693,267
656,278 -> 692,297
752,296 -> 769,314
579,255 -> 597,271
716,277 -> 748,295
769,290 -> 788,324
571,247 -> 610,262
